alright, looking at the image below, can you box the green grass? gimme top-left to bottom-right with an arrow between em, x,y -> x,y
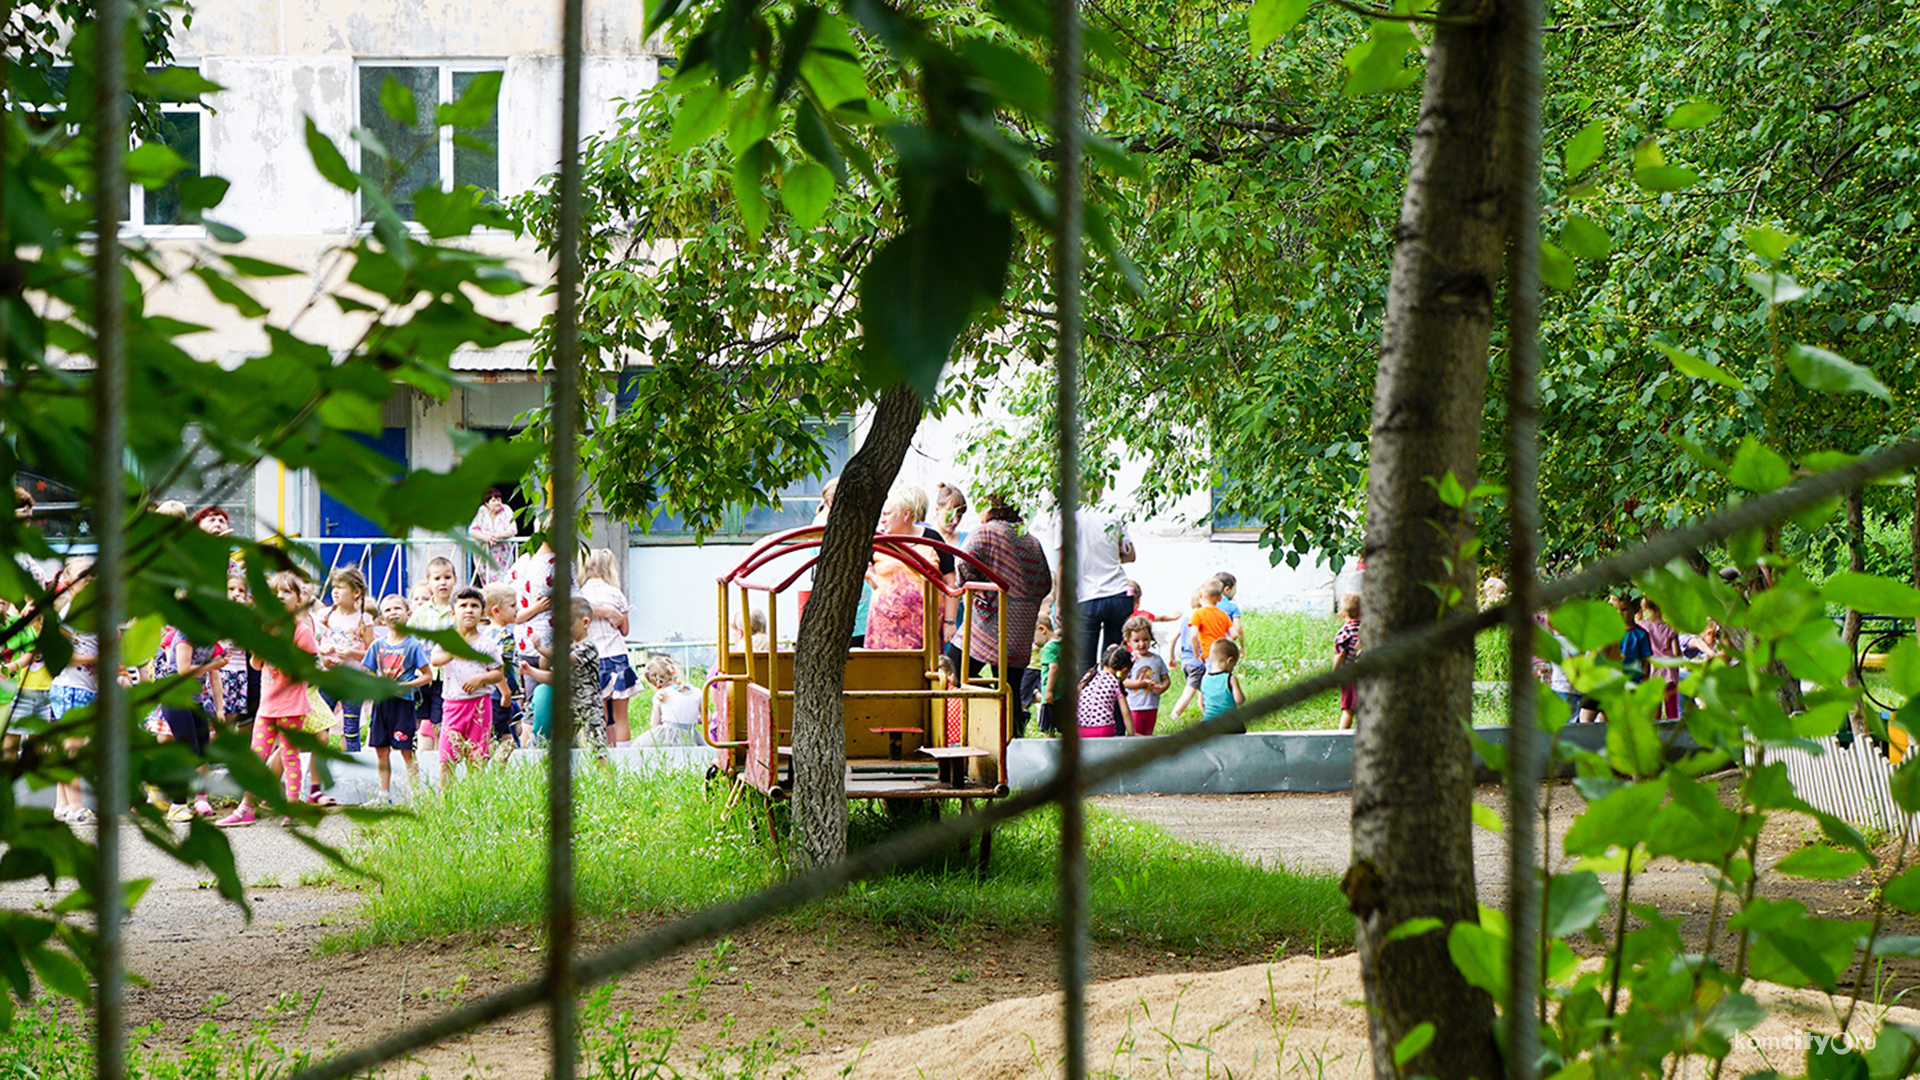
327,765 -> 1352,956
1150,608 -> 1513,735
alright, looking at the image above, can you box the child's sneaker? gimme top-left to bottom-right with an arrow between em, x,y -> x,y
166,803 -> 195,823
214,807 -> 256,828
67,808 -> 98,826
194,796 -> 216,817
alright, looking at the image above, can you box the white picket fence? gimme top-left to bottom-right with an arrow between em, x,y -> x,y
1752,735 -> 1920,843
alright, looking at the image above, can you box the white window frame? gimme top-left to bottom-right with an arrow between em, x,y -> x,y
352,60 -> 506,227
127,76 -> 207,239
30,64 -> 208,238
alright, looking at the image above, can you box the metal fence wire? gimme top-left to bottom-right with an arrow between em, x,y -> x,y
73,1 -> 1920,1079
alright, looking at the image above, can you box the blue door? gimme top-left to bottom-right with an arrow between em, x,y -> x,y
317,428 -> 409,601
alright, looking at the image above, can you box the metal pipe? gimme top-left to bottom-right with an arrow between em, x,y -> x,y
545,0 -> 589,1065
1049,0 -> 1087,1068
1501,2 -> 1546,1077
89,1 -> 130,1078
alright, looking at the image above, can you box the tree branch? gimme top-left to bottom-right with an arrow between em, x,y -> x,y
1812,88 -> 1872,113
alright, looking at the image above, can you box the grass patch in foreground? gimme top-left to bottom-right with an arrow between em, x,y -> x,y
327,765 -> 1352,956
839,799 -> 1353,953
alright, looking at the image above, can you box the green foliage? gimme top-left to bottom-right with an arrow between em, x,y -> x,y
0,991 -> 377,1080
1470,542 -> 1920,1075
510,0 -> 1120,534
330,764 -> 1353,954
0,9 -> 535,1028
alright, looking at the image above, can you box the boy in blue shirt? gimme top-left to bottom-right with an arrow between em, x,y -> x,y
362,594 -> 433,805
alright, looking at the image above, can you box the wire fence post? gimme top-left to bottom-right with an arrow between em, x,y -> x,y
90,0 -> 131,1077
546,0 -> 589,1069
1501,0 -> 1545,1075
1049,0 -> 1087,1072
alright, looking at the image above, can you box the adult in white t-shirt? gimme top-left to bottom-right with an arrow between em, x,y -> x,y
1057,490 -> 1134,674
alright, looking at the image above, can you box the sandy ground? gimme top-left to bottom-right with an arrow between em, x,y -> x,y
5,778 -> 1909,1077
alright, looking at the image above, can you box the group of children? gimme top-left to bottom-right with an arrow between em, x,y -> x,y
0,520 -> 709,825
1025,572 -> 1250,739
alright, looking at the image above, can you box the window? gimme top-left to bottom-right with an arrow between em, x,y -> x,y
21,66 -> 204,232
134,84 -> 202,230
630,422 -> 854,544
1209,481 -> 1262,540
356,64 -> 501,222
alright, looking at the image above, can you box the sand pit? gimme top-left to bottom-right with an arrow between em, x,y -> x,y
809,952 -> 1920,1079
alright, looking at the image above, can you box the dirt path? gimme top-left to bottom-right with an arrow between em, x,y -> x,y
7,777 -> 1903,1077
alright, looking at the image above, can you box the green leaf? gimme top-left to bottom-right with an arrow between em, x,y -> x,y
435,71 -> 501,128
1342,19 -> 1419,97
1540,241 -> 1574,290
958,40 -> 1052,120
801,48 -> 870,109
1727,437 -> 1792,493
1743,270 -> 1807,305
378,75 -> 417,125
1564,777 -> 1666,857
1544,871 -> 1608,936
668,82 -> 730,154
25,945 -> 90,1001
1560,213 -> 1613,259
1471,802 -> 1503,833
1773,845 -> 1869,880
191,266 -> 269,320
126,141 -> 189,189
1864,1026 -> 1919,1080
317,392 -> 385,434
1886,638 -> 1920,697
1786,344 -> 1892,402
1826,572 -> 1920,618
1663,100 -> 1723,130
1563,117 -> 1606,177
1447,922 -> 1507,998
223,255 -> 303,279
305,117 -> 360,194
1393,1022 -> 1435,1068
794,99 -> 847,184
859,178 -> 1012,401
1889,869 -> 1920,914
147,65 -> 224,100
1633,165 -> 1701,191
1249,0 -> 1310,54
1807,1043 -> 1869,1080
1551,599 -> 1626,653
1654,341 -> 1743,390
1607,705 -> 1664,777
732,140 -> 772,240
122,614 -> 165,668
1744,226 -> 1795,262
1891,758 -> 1920,815
1386,916 -> 1443,942
780,162 -> 834,228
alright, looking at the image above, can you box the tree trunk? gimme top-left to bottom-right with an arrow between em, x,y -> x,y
1842,487 -> 1866,735
790,382 -> 924,869
1348,2 -> 1517,1077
